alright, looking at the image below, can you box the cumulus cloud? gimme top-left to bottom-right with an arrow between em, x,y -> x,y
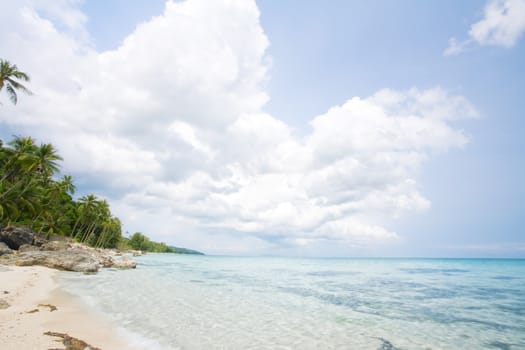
470,0 -> 525,46
0,0 -> 477,254
445,0 -> 525,55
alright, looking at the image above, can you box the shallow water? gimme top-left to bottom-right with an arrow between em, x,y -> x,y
59,256 -> 525,349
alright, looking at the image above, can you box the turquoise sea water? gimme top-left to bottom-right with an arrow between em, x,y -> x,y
59,255 -> 525,349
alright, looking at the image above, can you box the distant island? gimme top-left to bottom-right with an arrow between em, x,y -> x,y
122,232 -> 203,254
168,246 -> 205,255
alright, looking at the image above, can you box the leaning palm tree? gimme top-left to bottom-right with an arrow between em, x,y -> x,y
0,59 -> 32,105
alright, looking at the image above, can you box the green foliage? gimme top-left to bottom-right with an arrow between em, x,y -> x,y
126,232 -> 174,253
0,59 -> 31,105
168,246 -> 204,255
0,135 -> 122,248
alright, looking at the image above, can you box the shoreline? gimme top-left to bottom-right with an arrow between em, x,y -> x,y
0,265 -> 140,350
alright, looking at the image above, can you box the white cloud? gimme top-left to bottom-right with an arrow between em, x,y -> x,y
444,37 -> 471,56
470,0 -> 525,47
0,0 -> 477,255
445,0 -> 525,55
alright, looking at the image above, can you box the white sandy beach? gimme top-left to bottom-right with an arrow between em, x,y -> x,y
0,265 -> 138,350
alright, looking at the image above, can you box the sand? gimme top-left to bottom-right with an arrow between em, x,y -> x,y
0,265 -> 140,350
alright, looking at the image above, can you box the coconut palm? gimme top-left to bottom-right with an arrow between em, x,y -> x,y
58,175 -> 75,196
73,194 -> 99,241
32,143 -> 63,179
1,137 -> 37,182
0,59 -> 32,105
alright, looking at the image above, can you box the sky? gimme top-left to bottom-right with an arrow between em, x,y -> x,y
0,0 -> 524,257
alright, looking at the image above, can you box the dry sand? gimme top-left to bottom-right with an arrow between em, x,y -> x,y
0,265 -> 140,350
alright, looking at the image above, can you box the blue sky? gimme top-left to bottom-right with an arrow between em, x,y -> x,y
1,0 -> 524,257
257,0 -> 525,257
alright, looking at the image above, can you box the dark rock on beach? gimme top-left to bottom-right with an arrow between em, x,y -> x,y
0,226 -> 35,249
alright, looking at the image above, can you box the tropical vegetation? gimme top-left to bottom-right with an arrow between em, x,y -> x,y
0,59 -> 31,105
0,136 -> 122,248
124,232 -> 173,253
121,232 -> 204,254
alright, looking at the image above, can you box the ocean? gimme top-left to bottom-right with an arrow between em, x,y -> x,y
59,255 -> 525,349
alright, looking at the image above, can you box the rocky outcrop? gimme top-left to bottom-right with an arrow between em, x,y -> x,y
0,226 -> 138,273
18,244 -> 40,252
41,241 -> 71,251
112,256 -> 137,269
32,233 -> 48,247
0,248 -> 140,272
4,250 -> 99,273
0,226 -> 35,249
97,254 -> 115,268
0,242 -> 13,256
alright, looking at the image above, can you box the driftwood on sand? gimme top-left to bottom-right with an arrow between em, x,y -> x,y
44,331 -> 102,350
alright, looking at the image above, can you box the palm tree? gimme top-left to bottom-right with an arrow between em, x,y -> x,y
58,175 -> 75,196
0,59 -> 32,105
73,194 -> 98,241
32,143 -> 63,179
1,137 -> 36,181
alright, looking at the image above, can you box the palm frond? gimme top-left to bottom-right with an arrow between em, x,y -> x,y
6,78 -> 32,95
11,71 -> 30,82
0,60 -> 32,104
6,84 -> 17,104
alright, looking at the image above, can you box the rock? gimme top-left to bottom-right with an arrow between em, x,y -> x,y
0,242 -> 13,256
32,233 -> 49,247
41,241 -> 70,251
112,256 -> 137,269
18,244 -> 40,252
0,226 -> 35,250
8,250 -> 99,273
96,254 -> 114,268
0,238 -> 139,273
